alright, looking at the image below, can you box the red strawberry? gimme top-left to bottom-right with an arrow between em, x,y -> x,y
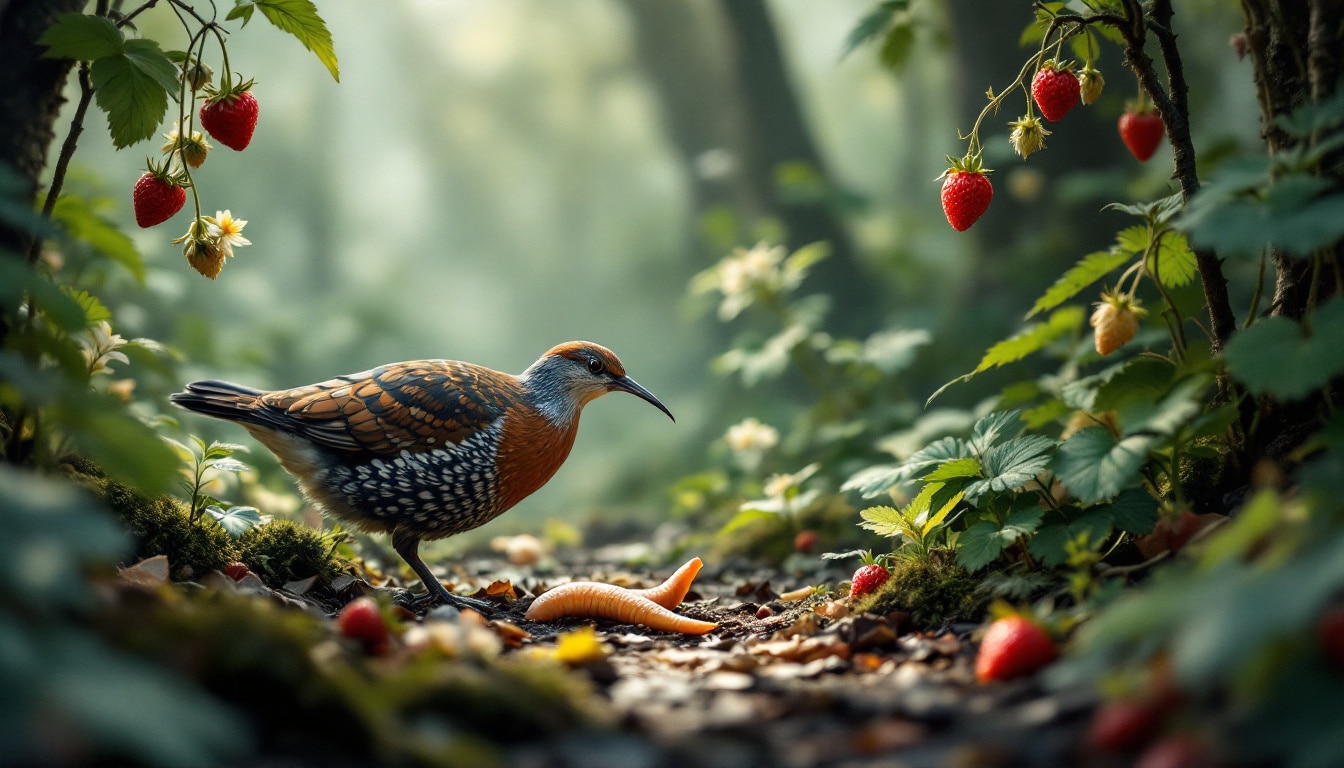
1317,604 -> 1344,670
200,81 -> 259,151
132,160 -> 187,228
223,562 -> 250,581
849,563 -> 890,599
940,156 -> 993,232
975,615 -> 1057,682
1031,61 -> 1081,122
793,529 -> 819,553
1120,108 -> 1165,161
337,596 -> 389,654
1086,699 -> 1164,752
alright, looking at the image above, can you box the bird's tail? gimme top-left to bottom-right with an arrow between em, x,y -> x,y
170,380 -> 268,425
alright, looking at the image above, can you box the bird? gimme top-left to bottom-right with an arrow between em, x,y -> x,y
170,341 -> 673,610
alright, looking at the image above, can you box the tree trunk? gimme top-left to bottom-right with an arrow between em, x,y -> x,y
0,0 -> 83,259
1238,0 -> 1343,465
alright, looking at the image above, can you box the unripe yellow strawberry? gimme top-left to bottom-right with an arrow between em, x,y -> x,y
1090,291 -> 1146,355
1078,62 -> 1104,105
1009,114 -> 1050,160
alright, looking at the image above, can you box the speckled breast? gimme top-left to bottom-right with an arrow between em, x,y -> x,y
319,418 -> 507,538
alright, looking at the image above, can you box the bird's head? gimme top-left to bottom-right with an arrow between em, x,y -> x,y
521,341 -> 674,426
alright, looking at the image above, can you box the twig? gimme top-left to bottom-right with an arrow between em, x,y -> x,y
25,65 -> 95,265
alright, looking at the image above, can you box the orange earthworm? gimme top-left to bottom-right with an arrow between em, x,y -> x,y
524,558 -> 718,634
633,557 -> 703,609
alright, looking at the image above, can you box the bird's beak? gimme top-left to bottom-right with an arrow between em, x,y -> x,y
612,375 -> 675,422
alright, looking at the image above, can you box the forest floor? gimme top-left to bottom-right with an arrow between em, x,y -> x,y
114,545 -> 1113,768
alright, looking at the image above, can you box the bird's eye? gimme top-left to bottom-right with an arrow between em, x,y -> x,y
586,357 -> 605,375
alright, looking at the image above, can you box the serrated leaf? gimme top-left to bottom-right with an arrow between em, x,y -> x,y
253,0 -> 339,81
39,14 -> 124,61
1181,173 -> 1344,260
1103,488 -> 1160,534
90,40 -> 176,148
842,435 -> 971,497
967,434 -> 1057,499
52,194 -> 144,282
1115,225 -> 1149,254
859,505 -> 905,538
206,505 -> 263,538
973,306 -> 1085,373
1146,230 -> 1197,288
970,410 -> 1025,454
956,504 -> 1043,572
61,287 -> 111,325
922,489 -> 964,537
226,3 -> 256,24
1224,299 -> 1344,401
1029,509 -> 1113,567
1027,249 -> 1130,318
1052,428 -> 1155,504
923,457 -> 981,482
958,520 -> 1007,572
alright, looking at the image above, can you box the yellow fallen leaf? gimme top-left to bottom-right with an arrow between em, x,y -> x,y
552,626 -> 611,665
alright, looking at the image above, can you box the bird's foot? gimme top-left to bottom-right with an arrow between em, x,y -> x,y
407,584 -> 494,615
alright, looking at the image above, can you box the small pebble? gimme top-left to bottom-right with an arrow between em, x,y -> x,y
756,605 -> 774,619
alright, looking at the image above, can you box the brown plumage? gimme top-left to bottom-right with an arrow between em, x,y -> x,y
170,341 -> 673,609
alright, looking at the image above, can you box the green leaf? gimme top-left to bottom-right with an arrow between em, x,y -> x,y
1224,299 -> 1344,401
252,0 -> 340,81
970,410 -> 1025,453
226,3 -> 256,24
957,504 -> 1043,572
841,435 -> 971,497
1052,428 -> 1155,504
1103,488 -> 1160,534
205,505 -> 263,538
67,409 -> 180,494
1029,509 -> 1113,567
1115,224 -> 1149,254
859,505 -> 905,538
861,328 -> 930,374
61,287 -> 111,325
89,40 -> 177,148
967,435 -> 1057,499
922,489 -> 964,537
923,457 -> 981,482
841,0 -> 909,58
958,520 -> 1007,572
974,306 -> 1085,373
1146,230 -> 1198,289
878,21 -> 916,71
52,195 -> 144,282
1027,249 -> 1130,318
161,436 -> 196,464
1181,172 -> 1344,260
38,14 -> 124,61
203,441 -> 248,460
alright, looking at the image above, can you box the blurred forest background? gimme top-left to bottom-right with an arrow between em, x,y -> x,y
63,0 -> 1254,546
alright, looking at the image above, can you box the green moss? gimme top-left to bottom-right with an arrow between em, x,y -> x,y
69,458 -> 239,578
239,519 -> 347,588
852,555 -> 986,629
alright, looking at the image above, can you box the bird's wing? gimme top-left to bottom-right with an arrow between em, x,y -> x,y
256,360 -> 518,455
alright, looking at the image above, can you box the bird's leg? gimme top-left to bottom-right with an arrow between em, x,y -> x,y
391,529 -> 492,613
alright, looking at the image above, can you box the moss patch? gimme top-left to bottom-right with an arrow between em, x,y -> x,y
852,555 -> 986,629
240,519 -> 347,588
68,457 -> 239,577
